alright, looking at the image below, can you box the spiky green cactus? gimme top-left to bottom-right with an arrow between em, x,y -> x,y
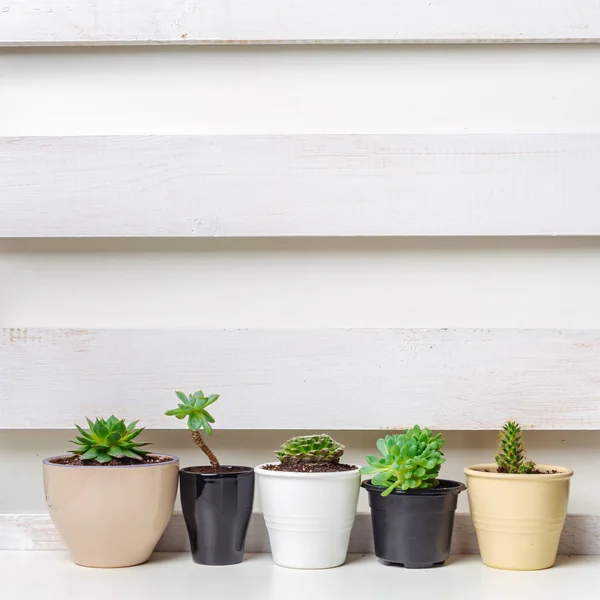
276,434 -> 344,464
495,421 -> 537,474
360,425 -> 446,496
69,416 -> 150,463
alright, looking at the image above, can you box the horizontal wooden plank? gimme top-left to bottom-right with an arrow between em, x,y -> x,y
1,513 -> 597,554
2,135 -> 600,237
1,1 -> 600,45
2,328 -> 600,430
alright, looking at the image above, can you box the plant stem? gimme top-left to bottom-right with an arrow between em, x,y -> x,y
191,431 -> 220,469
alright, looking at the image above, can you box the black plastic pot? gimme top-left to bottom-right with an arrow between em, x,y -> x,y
180,466 -> 255,565
362,479 -> 466,568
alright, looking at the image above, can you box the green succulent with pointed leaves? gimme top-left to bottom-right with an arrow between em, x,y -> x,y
69,416 -> 150,463
276,434 -> 344,464
165,390 -> 219,434
165,390 -> 221,469
495,421 -> 537,474
360,426 -> 445,496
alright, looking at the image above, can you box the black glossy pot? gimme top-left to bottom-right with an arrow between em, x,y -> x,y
180,466 -> 255,565
362,479 -> 466,568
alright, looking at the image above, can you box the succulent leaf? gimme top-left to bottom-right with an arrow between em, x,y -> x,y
275,434 -> 344,464
165,390 -> 219,434
80,448 -> 98,460
360,426 -> 445,496
69,417 -> 149,462
495,421 -> 537,474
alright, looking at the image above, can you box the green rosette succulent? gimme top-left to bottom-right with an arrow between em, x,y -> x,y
165,390 -> 219,434
360,425 -> 445,496
69,416 -> 150,463
276,434 -> 344,464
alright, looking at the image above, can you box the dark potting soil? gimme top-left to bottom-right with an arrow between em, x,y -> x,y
185,466 -> 254,475
489,468 -> 558,475
51,454 -> 173,467
264,462 -> 356,473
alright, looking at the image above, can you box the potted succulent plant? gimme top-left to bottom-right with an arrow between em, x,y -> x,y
165,390 -> 254,565
43,416 -> 179,568
361,425 -> 465,568
465,421 -> 573,571
255,434 -> 360,569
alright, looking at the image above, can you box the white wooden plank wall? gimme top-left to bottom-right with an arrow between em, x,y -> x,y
4,46 -> 600,137
2,135 -> 600,237
2,9 -> 600,555
4,238 -> 600,330
1,0 -> 599,45
2,328 -> 600,430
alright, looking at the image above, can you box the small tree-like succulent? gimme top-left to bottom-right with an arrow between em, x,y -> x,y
276,434 -> 344,464
360,426 -> 445,496
69,416 -> 150,463
165,390 -> 220,469
495,421 -> 537,474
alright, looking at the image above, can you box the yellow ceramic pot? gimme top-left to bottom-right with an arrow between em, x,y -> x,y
43,455 -> 179,568
464,464 -> 573,571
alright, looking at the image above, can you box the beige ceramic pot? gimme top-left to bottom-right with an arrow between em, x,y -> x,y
465,464 -> 573,571
43,454 -> 179,568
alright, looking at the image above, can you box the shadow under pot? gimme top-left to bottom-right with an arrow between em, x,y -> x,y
362,479 -> 466,568
180,466 -> 255,565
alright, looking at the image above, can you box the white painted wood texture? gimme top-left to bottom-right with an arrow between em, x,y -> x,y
2,513 -> 598,554
4,47 -> 600,137
2,328 -> 600,430
1,1 -> 600,46
5,239 -> 600,331
2,134 -> 600,237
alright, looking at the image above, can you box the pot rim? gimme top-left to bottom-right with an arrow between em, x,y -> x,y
361,478 -> 466,496
255,462 -> 360,478
180,465 -> 254,478
464,463 -> 573,480
43,453 -> 179,468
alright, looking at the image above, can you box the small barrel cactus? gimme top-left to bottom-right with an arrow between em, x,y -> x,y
69,416 -> 150,463
276,434 -> 344,464
495,421 -> 537,474
360,425 -> 445,496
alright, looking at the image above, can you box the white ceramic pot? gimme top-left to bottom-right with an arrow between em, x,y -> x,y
255,463 -> 360,569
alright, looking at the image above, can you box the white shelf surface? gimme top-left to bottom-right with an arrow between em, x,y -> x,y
0,553 -> 597,600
